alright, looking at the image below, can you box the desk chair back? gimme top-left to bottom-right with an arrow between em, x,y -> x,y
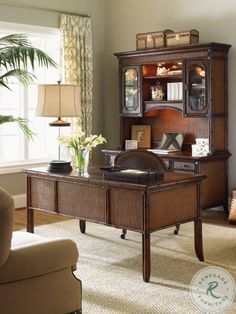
114,150 -> 168,172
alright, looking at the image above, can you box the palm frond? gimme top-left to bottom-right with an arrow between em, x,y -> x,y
0,80 -> 11,89
0,115 -> 35,140
0,34 -> 31,47
0,33 -> 57,140
0,69 -> 35,87
0,33 -> 57,71
0,46 -> 57,70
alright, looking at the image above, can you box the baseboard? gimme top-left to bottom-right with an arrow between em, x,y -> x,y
13,194 -> 26,209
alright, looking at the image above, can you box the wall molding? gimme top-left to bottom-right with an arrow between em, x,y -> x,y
13,193 -> 26,209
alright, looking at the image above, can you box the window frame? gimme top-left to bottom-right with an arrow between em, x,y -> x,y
0,22 -> 60,174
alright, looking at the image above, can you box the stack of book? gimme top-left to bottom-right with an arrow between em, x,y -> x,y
167,82 -> 183,101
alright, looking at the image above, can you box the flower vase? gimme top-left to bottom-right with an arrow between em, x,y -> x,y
75,149 -> 89,172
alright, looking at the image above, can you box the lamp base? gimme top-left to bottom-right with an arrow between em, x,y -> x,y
49,117 -> 70,127
47,160 -> 72,173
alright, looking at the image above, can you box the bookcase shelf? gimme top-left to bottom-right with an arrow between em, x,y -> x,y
143,74 -> 182,80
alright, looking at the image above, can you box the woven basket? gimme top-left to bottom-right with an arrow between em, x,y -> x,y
136,29 -> 173,50
166,29 -> 199,47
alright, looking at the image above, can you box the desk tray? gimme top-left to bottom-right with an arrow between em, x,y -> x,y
102,168 -> 164,183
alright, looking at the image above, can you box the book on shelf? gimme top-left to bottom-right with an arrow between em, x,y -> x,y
167,82 -> 183,101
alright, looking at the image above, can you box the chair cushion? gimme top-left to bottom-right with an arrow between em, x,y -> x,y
0,231 -> 79,284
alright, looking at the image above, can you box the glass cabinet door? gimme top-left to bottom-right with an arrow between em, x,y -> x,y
185,60 -> 207,115
122,67 -> 141,115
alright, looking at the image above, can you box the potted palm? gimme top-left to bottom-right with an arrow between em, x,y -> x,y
0,33 -> 56,139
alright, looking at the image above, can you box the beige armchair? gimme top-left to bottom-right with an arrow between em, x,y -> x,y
0,187 -> 82,314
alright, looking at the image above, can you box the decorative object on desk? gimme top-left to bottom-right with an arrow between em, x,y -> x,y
103,168 -> 164,183
37,81 -> 81,172
47,160 -> 72,173
192,138 -> 209,157
166,30 -> 199,47
159,132 -> 184,151
151,82 -> 165,101
131,125 -> 151,148
59,127 -> 106,172
37,81 -> 80,127
75,149 -> 90,172
125,140 -> 138,150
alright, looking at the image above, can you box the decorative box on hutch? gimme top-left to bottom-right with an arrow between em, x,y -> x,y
166,29 -> 199,46
136,29 -> 173,50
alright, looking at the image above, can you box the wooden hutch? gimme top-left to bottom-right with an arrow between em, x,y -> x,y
103,43 -> 231,210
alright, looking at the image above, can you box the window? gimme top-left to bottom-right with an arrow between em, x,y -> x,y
0,22 -> 60,172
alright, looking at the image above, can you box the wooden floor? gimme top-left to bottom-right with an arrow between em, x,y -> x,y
14,207 -> 234,231
14,209 -> 72,231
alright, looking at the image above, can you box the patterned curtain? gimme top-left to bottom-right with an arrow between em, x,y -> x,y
60,14 -> 93,136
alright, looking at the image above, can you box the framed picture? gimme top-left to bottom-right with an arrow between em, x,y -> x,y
131,125 -> 151,148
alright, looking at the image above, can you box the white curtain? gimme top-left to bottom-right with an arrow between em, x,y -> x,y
60,14 -> 93,136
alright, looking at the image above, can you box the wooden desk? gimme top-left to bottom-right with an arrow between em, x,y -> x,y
24,167 -> 205,282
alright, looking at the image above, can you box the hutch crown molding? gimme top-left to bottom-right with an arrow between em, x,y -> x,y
103,43 -> 231,210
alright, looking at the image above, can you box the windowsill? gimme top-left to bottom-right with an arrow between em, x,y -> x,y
0,160 -> 48,175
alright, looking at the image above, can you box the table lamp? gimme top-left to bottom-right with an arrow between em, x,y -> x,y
37,81 -> 80,172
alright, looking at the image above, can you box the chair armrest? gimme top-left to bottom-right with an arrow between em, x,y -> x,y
0,234 -> 79,284
0,188 -> 14,268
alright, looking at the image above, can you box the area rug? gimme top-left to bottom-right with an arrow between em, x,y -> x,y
35,220 -> 236,313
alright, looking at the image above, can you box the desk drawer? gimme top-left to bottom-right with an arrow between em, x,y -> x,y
173,161 -> 195,172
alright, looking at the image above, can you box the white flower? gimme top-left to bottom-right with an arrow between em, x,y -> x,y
59,128 -> 106,152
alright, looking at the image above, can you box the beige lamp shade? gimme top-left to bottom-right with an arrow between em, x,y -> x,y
37,84 -> 81,118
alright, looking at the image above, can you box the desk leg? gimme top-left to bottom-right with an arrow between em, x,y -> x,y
27,207 -> 34,233
194,218 -> 204,261
79,220 -> 86,233
142,232 -> 150,282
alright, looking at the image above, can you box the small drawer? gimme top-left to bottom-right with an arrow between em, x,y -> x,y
173,161 -> 195,172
